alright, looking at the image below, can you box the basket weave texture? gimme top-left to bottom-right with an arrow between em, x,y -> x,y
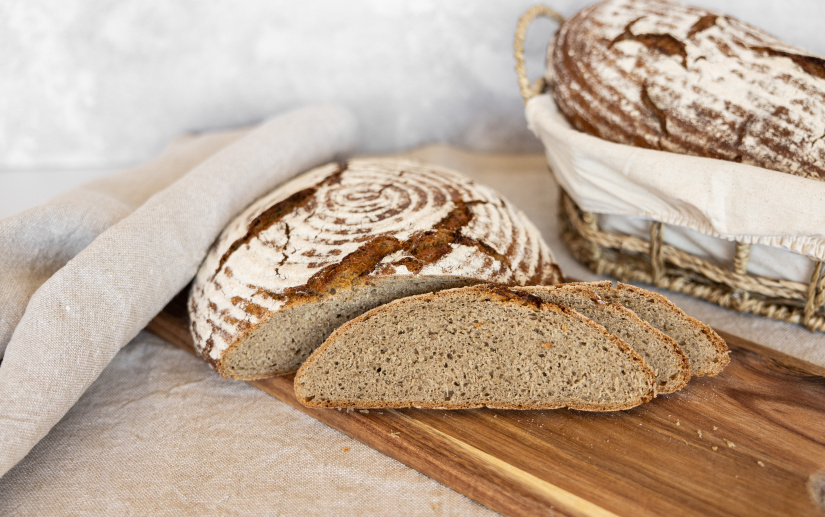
515,5 -> 825,332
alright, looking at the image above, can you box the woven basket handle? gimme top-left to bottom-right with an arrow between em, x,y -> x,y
514,5 -> 566,104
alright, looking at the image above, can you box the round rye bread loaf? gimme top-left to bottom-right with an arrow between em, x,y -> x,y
188,158 -> 563,379
547,0 -> 825,181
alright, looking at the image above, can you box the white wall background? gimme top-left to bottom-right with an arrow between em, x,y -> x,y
1,0 -> 824,172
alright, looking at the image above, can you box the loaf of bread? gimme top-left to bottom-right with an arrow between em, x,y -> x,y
586,281 -> 729,376
294,284 -> 656,411
515,284 -> 690,394
547,0 -> 825,180
188,159 -> 563,379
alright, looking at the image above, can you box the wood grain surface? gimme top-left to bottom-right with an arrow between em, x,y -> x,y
147,294 -> 825,517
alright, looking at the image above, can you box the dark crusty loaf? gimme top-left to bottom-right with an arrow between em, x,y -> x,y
586,282 -> 729,376
515,284 -> 690,394
294,284 -> 656,411
547,0 -> 825,180
188,159 -> 563,380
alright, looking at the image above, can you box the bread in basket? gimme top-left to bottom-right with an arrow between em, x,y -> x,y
514,0 -> 825,331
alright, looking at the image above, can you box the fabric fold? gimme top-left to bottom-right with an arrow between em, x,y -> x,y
0,129 -> 247,357
525,94 -> 825,262
0,104 -> 358,478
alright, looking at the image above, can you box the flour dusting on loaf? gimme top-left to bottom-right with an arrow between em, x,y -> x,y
547,0 -> 825,180
188,158 -> 562,378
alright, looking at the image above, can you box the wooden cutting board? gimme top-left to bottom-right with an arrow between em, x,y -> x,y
147,295 -> 825,517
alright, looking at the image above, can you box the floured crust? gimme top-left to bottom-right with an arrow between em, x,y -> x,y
188,159 -> 562,377
295,284 -> 656,411
548,0 -> 825,181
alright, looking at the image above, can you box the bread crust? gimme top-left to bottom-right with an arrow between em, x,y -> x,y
548,0 -> 825,180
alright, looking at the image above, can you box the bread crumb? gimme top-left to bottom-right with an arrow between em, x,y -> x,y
676,420 -> 681,426
724,439 -> 735,448
341,447 -> 350,452
346,408 -> 354,413
697,430 -> 702,439
389,431 -> 401,438
758,461 -> 765,467
541,342 -> 554,349
359,409 -> 369,414
713,426 -> 718,431
712,446 -> 718,451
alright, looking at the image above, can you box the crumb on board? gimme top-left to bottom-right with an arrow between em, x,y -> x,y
724,439 -> 736,448
389,431 -> 401,438
713,426 -> 718,431
712,446 -> 718,451
758,461 -> 765,467
346,408 -> 354,413
698,430 -> 703,438
359,409 -> 369,414
676,420 -> 681,426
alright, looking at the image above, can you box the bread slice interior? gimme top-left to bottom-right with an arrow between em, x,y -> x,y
217,276 -> 478,379
294,284 -> 655,411
586,282 -> 729,376
515,284 -> 691,394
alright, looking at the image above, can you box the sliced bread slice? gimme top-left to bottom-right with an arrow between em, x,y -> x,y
586,282 -> 729,377
515,284 -> 691,394
294,284 -> 656,411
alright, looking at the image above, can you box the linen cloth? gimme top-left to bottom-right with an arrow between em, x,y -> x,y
526,94 -> 825,284
0,145 -> 822,515
0,105 -> 358,479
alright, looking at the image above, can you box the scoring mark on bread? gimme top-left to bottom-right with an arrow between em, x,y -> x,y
687,14 -> 717,39
641,83 -> 669,137
287,198 -> 510,296
611,16 -> 688,68
212,162 -> 349,280
750,46 -> 825,81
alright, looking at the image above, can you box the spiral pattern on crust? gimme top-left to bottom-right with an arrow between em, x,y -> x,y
188,158 -> 561,363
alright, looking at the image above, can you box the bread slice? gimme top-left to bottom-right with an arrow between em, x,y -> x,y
294,284 -> 656,411
586,282 -> 729,376
188,159 -> 563,379
514,284 -> 690,394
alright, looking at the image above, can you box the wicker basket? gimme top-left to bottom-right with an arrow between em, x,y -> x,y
514,5 -> 825,332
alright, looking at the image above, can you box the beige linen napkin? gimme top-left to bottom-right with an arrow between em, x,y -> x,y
0,129 -> 247,357
0,104 -> 358,478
